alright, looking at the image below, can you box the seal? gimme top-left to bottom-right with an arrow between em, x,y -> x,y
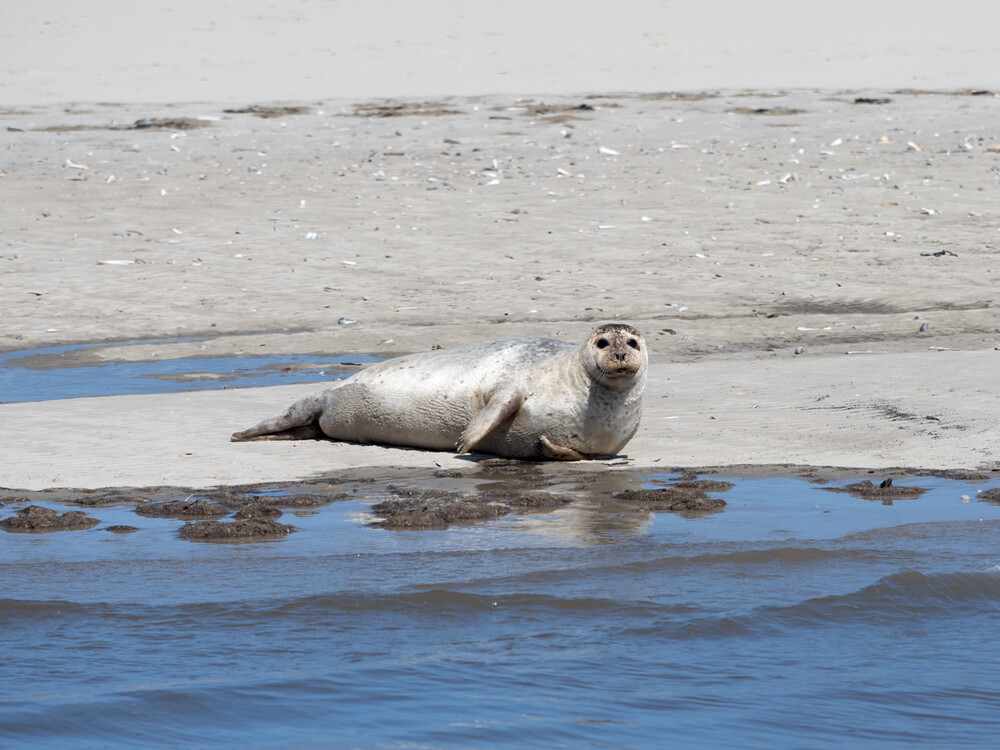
231,323 -> 647,460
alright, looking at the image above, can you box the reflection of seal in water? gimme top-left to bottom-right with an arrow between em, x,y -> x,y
231,323 -> 647,460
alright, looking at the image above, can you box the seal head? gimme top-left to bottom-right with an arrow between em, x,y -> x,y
580,323 -> 646,390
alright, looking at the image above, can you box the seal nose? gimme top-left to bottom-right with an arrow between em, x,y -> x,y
615,352 -> 627,362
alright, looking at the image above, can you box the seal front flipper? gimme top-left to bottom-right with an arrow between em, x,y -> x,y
537,435 -> 588,461
456,388 -> 527,454
231,394 -> 324,442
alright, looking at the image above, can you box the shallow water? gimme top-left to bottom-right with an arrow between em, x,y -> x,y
2,474 -> 1000,748
0,340 -> 380,402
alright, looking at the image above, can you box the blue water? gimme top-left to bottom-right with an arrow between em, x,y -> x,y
0,340 -> 380,402
2,475 -> 1000,748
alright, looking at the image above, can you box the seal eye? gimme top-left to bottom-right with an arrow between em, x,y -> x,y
627,338 -> 640,350
596,339 -> 610,349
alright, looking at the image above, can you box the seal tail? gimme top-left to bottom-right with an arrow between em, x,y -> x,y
231,394 -> 325,442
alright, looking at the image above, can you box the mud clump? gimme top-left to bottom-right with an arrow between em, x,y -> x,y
234,504 -> 284,520
373,490 -> 508,529
1,505 -> 99,533
105,525 -> 139,534
207,489 -> 342,511
473,459 -> 543,478
976,488 -> 1000,504
250,493 -> 345,509
134,489 -> 343,524
936,470 -> 993,481
612,474 -> 732,515
613,487 -> 727,515
372,487 -> 572,529
180,518 -> 294,541
135,498 -> 227,518
670,480 -> 736,493
825,479 -> 927,500
485,490 -> 571,510
65,489 -> 151,507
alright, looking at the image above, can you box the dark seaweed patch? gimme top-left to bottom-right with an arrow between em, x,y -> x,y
727,107 -> 806,116
35,118 -> 213,132
222,105 -> 312,118
349,101 -> 462,118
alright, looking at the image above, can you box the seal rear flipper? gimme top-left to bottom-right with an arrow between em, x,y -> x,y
231,394 -> 324,442
456,388 -> 526,454
537,435 -> 588,461
231,423 -> 325,441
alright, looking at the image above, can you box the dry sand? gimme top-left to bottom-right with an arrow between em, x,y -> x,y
2,89 -> 999,490
4,1 -> 1000,103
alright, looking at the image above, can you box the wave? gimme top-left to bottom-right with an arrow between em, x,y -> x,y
6,568 -> 999,641
800,567 -> 1000,618
0,590 -> 670,625
0,546 -> 863,622
0,598 -> 111,619
646,545 -> 879,567
651,568 -> 1000,639
447,545 -> 890,593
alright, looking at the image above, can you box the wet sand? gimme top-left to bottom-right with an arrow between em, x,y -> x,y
2,90 -> 1000,490
0,460 -> 980,539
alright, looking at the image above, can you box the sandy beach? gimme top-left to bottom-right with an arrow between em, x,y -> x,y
3,89 -> 999,490
6,10 -> 1000,748
2,4 -> 1000,491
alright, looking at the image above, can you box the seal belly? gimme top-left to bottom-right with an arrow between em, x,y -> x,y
473,388 -> 574,458
477,386 -> 641,458
317,360 -> 490,450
